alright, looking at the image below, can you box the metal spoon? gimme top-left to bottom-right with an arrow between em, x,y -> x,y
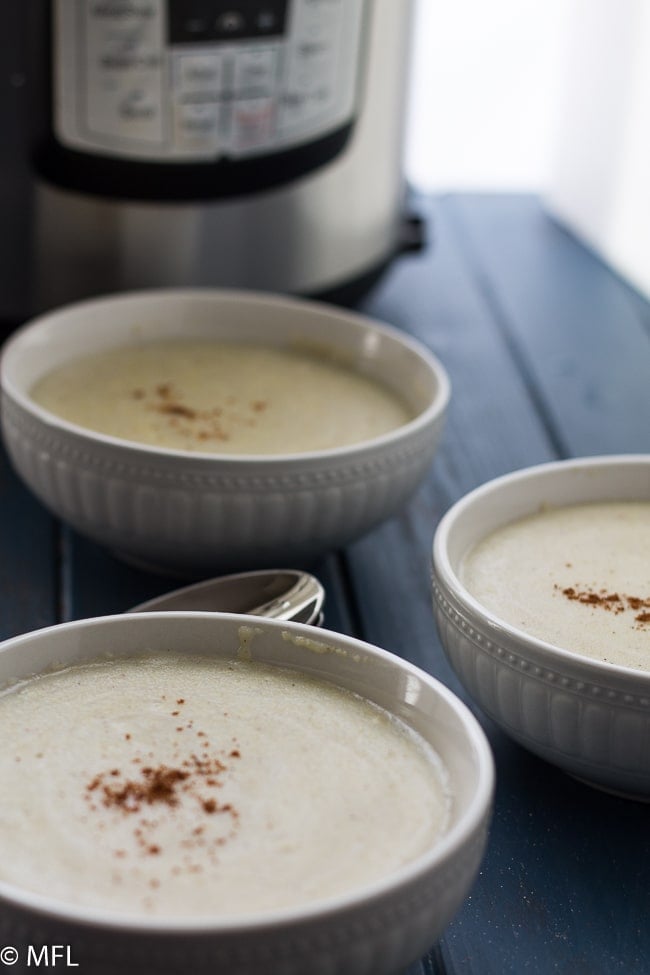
128,569 -> 325,626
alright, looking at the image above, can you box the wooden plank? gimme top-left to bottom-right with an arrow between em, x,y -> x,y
62,529 -> 356,638
0,445 -> 57,640
59,529 -> 173,620
364,194 -> 560,489
353,192 -> 559,677
348,194 -> 650,974
449,193 -> 650,455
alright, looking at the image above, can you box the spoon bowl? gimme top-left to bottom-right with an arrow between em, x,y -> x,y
130,569 -> 325,625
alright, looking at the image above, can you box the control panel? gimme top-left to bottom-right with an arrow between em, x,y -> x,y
52,0 -> 366,162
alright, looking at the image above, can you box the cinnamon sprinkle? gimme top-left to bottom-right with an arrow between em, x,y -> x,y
84,730 -> 242,859
99,765 -> 189,811
157,402 -> 197,419
555,585 -> 650,627
129,382 -> 269,444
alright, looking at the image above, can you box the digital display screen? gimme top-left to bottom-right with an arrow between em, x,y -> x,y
168,1 -> 289,43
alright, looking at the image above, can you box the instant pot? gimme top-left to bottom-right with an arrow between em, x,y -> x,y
0,0 -> 420,325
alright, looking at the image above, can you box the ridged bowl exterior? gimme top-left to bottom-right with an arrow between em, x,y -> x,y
1,394 -> 443,575
0,612 -> 494,974
0,827 -> 489,975
432,455 -> 650,800
0,289 -> 449,575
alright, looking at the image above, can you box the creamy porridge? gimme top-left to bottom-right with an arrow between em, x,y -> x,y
30,340 -> 413,454
461,501 -> 650,671
0,654 -> 450,917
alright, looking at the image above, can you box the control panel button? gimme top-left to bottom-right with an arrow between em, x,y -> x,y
215,11 -> 246,35
232,97 -> 276,150
174,101 -> 221,152
233,48 -> 278,96
175,53 -> 226,94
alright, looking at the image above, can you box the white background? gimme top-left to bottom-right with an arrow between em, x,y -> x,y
402,0 -> 650,297
404,0 -> 570,191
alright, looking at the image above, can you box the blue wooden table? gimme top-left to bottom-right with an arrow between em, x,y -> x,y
1,194 -> 649,974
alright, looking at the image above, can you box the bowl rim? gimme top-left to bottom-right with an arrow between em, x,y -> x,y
432,453 -> 650,684
0,611 -> 494,934
0,287 -> 451,465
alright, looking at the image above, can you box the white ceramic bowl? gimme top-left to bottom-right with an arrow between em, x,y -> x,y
0,612 -> 493,975
0,288 -> 449,576
432,454 -> 650,800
